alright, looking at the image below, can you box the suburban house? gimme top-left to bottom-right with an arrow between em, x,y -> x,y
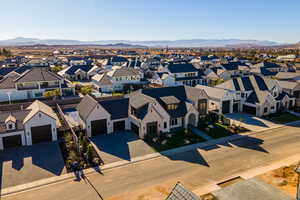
216,75 -> 295,117
0,100 -> 61,150
127,86 -> 209,138
110,56 -> 129,66
0,67 -> 75,102
74,96 -> 130,137
149,72 -> 176,87
67,85 -> 208,139
92,66 -> 144,92
196,85 -> 237,114
221,62 -> 251,77
278,81 -> 300,100
167,63 -> 205,86
58,65 -> 100,81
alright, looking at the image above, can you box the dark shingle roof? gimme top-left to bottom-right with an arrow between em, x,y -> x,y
0,67 -> 17,76
168,63 -> 198,73
65,65 -> 93,75
99,98 -> 129,120
111,56 -> 128,63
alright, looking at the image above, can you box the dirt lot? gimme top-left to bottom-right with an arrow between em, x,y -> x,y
107,179 -> 178,200
259,164 -> 298,196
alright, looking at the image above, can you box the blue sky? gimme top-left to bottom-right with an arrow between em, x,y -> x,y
0,0 -> 299,43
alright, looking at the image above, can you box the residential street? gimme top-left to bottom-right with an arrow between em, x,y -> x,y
3,122 -> 300,200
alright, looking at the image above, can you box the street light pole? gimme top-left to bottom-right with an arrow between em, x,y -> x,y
294,162 -> 300,200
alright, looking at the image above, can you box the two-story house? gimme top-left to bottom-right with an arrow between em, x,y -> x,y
167,63 -> 205,86
92,67 -> 144,93
216,75 -> 295,117
0,67 -> 75,102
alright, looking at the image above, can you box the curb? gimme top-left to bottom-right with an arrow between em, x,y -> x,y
2,120 -> 300,196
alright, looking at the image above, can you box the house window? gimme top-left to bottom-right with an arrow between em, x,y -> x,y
8,124 -> 13,129
271,106 -> 275,110
167,104 -> 178,110
170,118 -> 178,126
164,122 -> 167,129
264,107 -> 268,113
241,93 -> 244,98
198,99 -> 207,115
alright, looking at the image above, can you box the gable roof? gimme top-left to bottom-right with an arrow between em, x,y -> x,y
23,100 -> 60,126
0,110 -> 30,133
168,63 -> 198,73
92,73 -> 112,85
0,73 -> 19,89
196,85 -> 227,99
111,56 -> 128,63
278,80 -> 299,89
109,67 -> 140,77
65,65 -> 93,75
217,75 -> 276,92
275,72 -> 300,79
76,95 -> 98,121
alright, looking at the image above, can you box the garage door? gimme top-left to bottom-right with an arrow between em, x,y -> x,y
3,135 -> 22,149
31,125 -> 52,144
243,105 -> 256,115
222,100 -> 230,114
131,122 -> 139,135
113,120 -> 125,132
91,119 -> 107,136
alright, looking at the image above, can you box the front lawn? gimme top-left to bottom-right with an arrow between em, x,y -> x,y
144,129 -> 206,152
269,112 -> 300,124
200,122 -> 234,139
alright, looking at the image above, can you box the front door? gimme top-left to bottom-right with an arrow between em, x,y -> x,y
146,122 -> 158,135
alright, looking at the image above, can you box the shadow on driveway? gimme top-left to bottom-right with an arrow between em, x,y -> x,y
90,131 -> 155,164
0,141 -> 66,191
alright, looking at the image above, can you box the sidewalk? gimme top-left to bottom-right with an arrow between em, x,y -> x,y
2,120 -> 300,197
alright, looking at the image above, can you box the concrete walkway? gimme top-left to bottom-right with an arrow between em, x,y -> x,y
225,113 -> 281,132
287,110 -> 300,117
191,127 -> 213,140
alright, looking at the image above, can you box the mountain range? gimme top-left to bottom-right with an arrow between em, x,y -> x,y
0,37 -> 288,47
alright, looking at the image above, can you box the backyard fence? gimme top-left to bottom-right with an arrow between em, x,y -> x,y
56,104 -> 80,153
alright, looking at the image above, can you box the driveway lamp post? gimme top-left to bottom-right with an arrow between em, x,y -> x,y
295,162 -> 300,200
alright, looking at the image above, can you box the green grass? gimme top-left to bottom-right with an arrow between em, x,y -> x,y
144,129 -> 206,152
270,113 -> 300,124
201,122 -> 234,139
112,92 -> 124,96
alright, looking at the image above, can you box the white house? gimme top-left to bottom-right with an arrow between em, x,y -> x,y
0,67 -> 75,102
0,100 -> 61,150
92,66 -> 143,93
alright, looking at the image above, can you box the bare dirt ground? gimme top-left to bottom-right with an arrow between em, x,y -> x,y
259,164 -> 298,197
107,179 -> 178,200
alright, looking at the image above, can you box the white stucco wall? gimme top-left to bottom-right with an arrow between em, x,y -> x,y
0,130 -> 25,150
86,104 -> 111,137
24,111 -> 57,145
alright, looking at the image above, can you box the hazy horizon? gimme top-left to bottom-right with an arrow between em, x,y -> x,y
0,0 -> 299,43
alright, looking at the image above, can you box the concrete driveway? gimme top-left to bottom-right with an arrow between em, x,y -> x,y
0,141 -> 66,189
225,113 -> 281,132
90,131 -> 155,164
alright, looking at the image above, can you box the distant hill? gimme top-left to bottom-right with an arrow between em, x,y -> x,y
0,37 -> 286,48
